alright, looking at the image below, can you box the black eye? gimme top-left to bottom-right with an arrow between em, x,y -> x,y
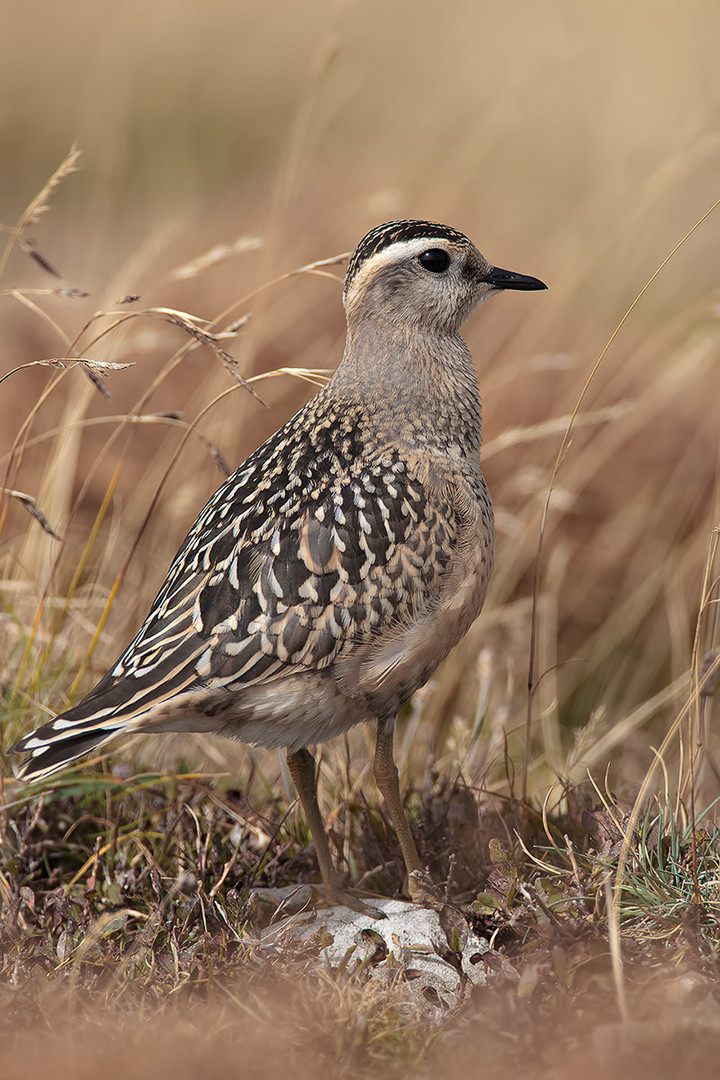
417,249 -> 450,273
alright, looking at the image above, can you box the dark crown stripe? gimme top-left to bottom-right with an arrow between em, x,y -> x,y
344,219 -> 471,293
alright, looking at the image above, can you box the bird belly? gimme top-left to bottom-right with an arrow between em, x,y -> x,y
132,670 -> 372,751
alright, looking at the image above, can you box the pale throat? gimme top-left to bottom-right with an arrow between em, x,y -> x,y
330,319 -> 484,455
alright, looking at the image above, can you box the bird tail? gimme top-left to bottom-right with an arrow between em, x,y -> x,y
10,725 -> 121,781
10,660 -> 214,781
9,669 -> 136,782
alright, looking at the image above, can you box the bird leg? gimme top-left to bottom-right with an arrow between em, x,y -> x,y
373,723 -> 435,902
286,747 -> 345,895
287,747 -> 384,915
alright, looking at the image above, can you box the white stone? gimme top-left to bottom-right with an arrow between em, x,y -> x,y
252,891 -> 489,1021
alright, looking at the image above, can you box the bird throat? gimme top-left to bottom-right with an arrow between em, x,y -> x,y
331,322 -> 484,459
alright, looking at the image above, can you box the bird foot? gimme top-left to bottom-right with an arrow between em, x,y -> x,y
407,869 -> 447,908
318,882 -> 388,919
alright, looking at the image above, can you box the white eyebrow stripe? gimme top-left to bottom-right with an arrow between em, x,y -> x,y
361,237 -> 453,270
345,237 -> 460,298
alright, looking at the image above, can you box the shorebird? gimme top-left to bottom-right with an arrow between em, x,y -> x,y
12,219 -> 546,905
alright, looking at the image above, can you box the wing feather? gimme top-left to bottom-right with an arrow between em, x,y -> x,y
12,395 -> 458,778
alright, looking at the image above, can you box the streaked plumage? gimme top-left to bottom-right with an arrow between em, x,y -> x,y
12,219 -> 545,903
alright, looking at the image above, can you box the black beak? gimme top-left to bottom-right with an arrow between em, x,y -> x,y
484,266 -> 547,291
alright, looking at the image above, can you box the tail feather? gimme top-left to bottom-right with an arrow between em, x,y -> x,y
10,652 -> 207,782
12,727 -> 121,782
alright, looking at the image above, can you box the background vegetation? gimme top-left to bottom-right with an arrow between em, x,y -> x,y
1,1 -> 719,1076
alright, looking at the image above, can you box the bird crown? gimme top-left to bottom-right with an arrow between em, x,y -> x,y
343,219 -> 472,295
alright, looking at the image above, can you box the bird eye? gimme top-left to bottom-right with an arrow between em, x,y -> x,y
417,249 -> 450,273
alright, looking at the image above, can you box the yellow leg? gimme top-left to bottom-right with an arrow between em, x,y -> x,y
286,748 -> 385,915
373,723 -> 434,901
286,747 -> 345,896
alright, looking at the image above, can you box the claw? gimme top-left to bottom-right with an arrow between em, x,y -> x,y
407,869 -> 446,908
319,885 -> 388,919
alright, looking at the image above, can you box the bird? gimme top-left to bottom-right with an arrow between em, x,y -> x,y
11,219 -> 546,907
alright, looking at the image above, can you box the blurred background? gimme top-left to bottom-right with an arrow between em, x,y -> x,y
1,0 -> 719,805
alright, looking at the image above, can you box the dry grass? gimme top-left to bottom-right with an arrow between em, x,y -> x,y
2,1 -> 720,1074
3,770 -> 720,1079
3,966 -> 720,1080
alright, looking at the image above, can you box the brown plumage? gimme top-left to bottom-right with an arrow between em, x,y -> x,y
12,220 -> 545,905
